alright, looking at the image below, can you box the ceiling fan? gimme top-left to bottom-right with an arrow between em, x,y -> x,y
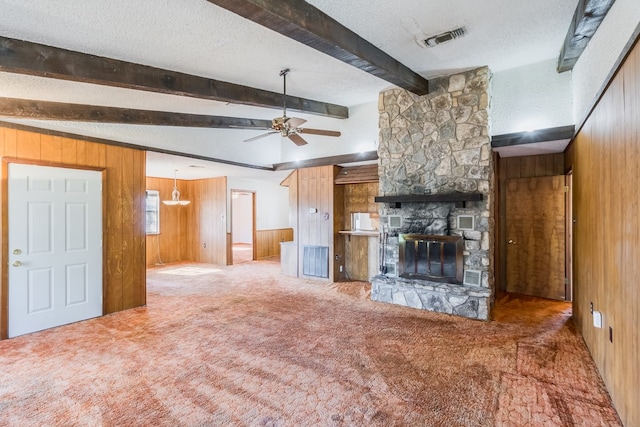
244,69 -> 341,146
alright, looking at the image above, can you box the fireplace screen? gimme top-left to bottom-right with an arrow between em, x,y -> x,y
399,234 -> 463,283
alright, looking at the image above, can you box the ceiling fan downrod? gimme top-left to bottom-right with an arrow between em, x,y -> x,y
279,68 -> 290,119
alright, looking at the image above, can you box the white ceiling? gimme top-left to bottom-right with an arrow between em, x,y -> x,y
0,0 -> 579,180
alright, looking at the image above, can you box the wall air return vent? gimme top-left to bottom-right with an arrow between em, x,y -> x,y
420,27 -> 466,48
303,245 -> 329,278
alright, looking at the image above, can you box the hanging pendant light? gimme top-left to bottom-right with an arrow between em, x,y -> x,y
163,169 -> 190,206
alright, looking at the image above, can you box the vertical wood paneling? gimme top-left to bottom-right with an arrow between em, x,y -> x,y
104,145 -> 124,313
341,182 -> 379,281
133,151 -> 146,307
120,149 -> 135,310
61,137 -> 77,164
1,126 -> 147,338
2,128 -> 17,157
332,167 -> 344,281
566,38 -> 640,427
255,228 -> 294,259
496,153 -> 566,292
297,166 -> 336,280
145,177 -> 191,267
187,177 -> 227,266
40,134 -> 61,162
16,131 -> 40,160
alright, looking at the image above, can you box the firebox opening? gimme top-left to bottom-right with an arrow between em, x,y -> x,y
398,234 -> 464,284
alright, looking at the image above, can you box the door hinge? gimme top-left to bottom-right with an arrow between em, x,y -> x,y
564,186 -> 569,192
564,277 -> 569,285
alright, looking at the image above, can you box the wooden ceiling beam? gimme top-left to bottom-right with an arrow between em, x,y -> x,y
273,151 -> 378,171
557,0 -> 615,72
207,0 -> 430,95
0,97 -> 274,129
491,125 -> 575,147
0,36 -> 349,119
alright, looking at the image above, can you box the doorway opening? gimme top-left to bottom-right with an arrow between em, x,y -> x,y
231,190 -> 256,264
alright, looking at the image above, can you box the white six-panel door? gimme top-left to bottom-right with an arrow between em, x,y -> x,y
8,163 -> 102,338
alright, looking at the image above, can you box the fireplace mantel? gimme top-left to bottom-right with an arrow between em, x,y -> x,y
374,193 -> 483,208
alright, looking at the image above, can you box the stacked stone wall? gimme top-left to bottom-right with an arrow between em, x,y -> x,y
372,67 -> 494,321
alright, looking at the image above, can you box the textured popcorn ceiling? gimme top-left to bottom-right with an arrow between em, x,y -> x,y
0,0 -> 578,180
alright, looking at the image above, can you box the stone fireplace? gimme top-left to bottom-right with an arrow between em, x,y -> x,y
399,234 -> 463,283
371,67 -> 494,320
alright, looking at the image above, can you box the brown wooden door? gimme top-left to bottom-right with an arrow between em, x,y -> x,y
505,176 -> 566,300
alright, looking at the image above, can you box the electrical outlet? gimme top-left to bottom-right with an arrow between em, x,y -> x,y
593,310 -> 603,328
590,302 -> 593,314
203,243 -> 207,248
339,265 -> 343,272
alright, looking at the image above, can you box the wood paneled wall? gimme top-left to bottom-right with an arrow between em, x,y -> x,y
496,154 -> 565,292
0,126 -> 146,338
342,182 -> 379,229
255,228 -> 294,259
188,177 -> 227,265
564,39 -> 639,427
145,177 -> 191,267
499,154 -> 565,179
297,166 -> 340,280
342,182 -> 379,281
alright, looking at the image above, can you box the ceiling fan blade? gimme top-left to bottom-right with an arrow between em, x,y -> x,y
244,131 -> 279,142
298,128 -> 341,137
287,117 -> 307,127
288,133 -> 308,146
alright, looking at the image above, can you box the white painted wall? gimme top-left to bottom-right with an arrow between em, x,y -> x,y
226,177 -> 289,232
491,58 -> 574,135
572,0 -> 640,126
231,193 -> 253,243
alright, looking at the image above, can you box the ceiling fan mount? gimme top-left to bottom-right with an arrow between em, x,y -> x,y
244,68 -> 341,146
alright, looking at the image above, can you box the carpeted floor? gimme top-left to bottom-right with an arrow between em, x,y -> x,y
232,243 -> 253,264
0,259 -> 621,426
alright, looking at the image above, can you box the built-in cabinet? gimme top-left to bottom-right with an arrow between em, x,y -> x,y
281,164 -> 379,282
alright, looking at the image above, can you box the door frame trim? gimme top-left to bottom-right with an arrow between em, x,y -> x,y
1,157 -> 106,339
229,189 -> 257,264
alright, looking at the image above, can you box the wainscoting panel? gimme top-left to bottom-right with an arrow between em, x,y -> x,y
255,228 -> 293,259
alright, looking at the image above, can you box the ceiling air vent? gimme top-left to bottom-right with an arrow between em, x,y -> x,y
421,27 -> 466,48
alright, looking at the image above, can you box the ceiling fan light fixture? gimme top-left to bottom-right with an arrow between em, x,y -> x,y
242,69 -> 341,146
162,169 -> 190,206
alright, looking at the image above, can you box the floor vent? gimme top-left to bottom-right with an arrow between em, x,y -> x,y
303,246 -> 329,278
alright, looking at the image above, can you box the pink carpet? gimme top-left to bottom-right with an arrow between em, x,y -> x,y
0,259 -> 621,426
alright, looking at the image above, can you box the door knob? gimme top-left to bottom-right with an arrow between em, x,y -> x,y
508,239 -> 516,245
13,249 -> 22,255
12,261 -> 22,267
